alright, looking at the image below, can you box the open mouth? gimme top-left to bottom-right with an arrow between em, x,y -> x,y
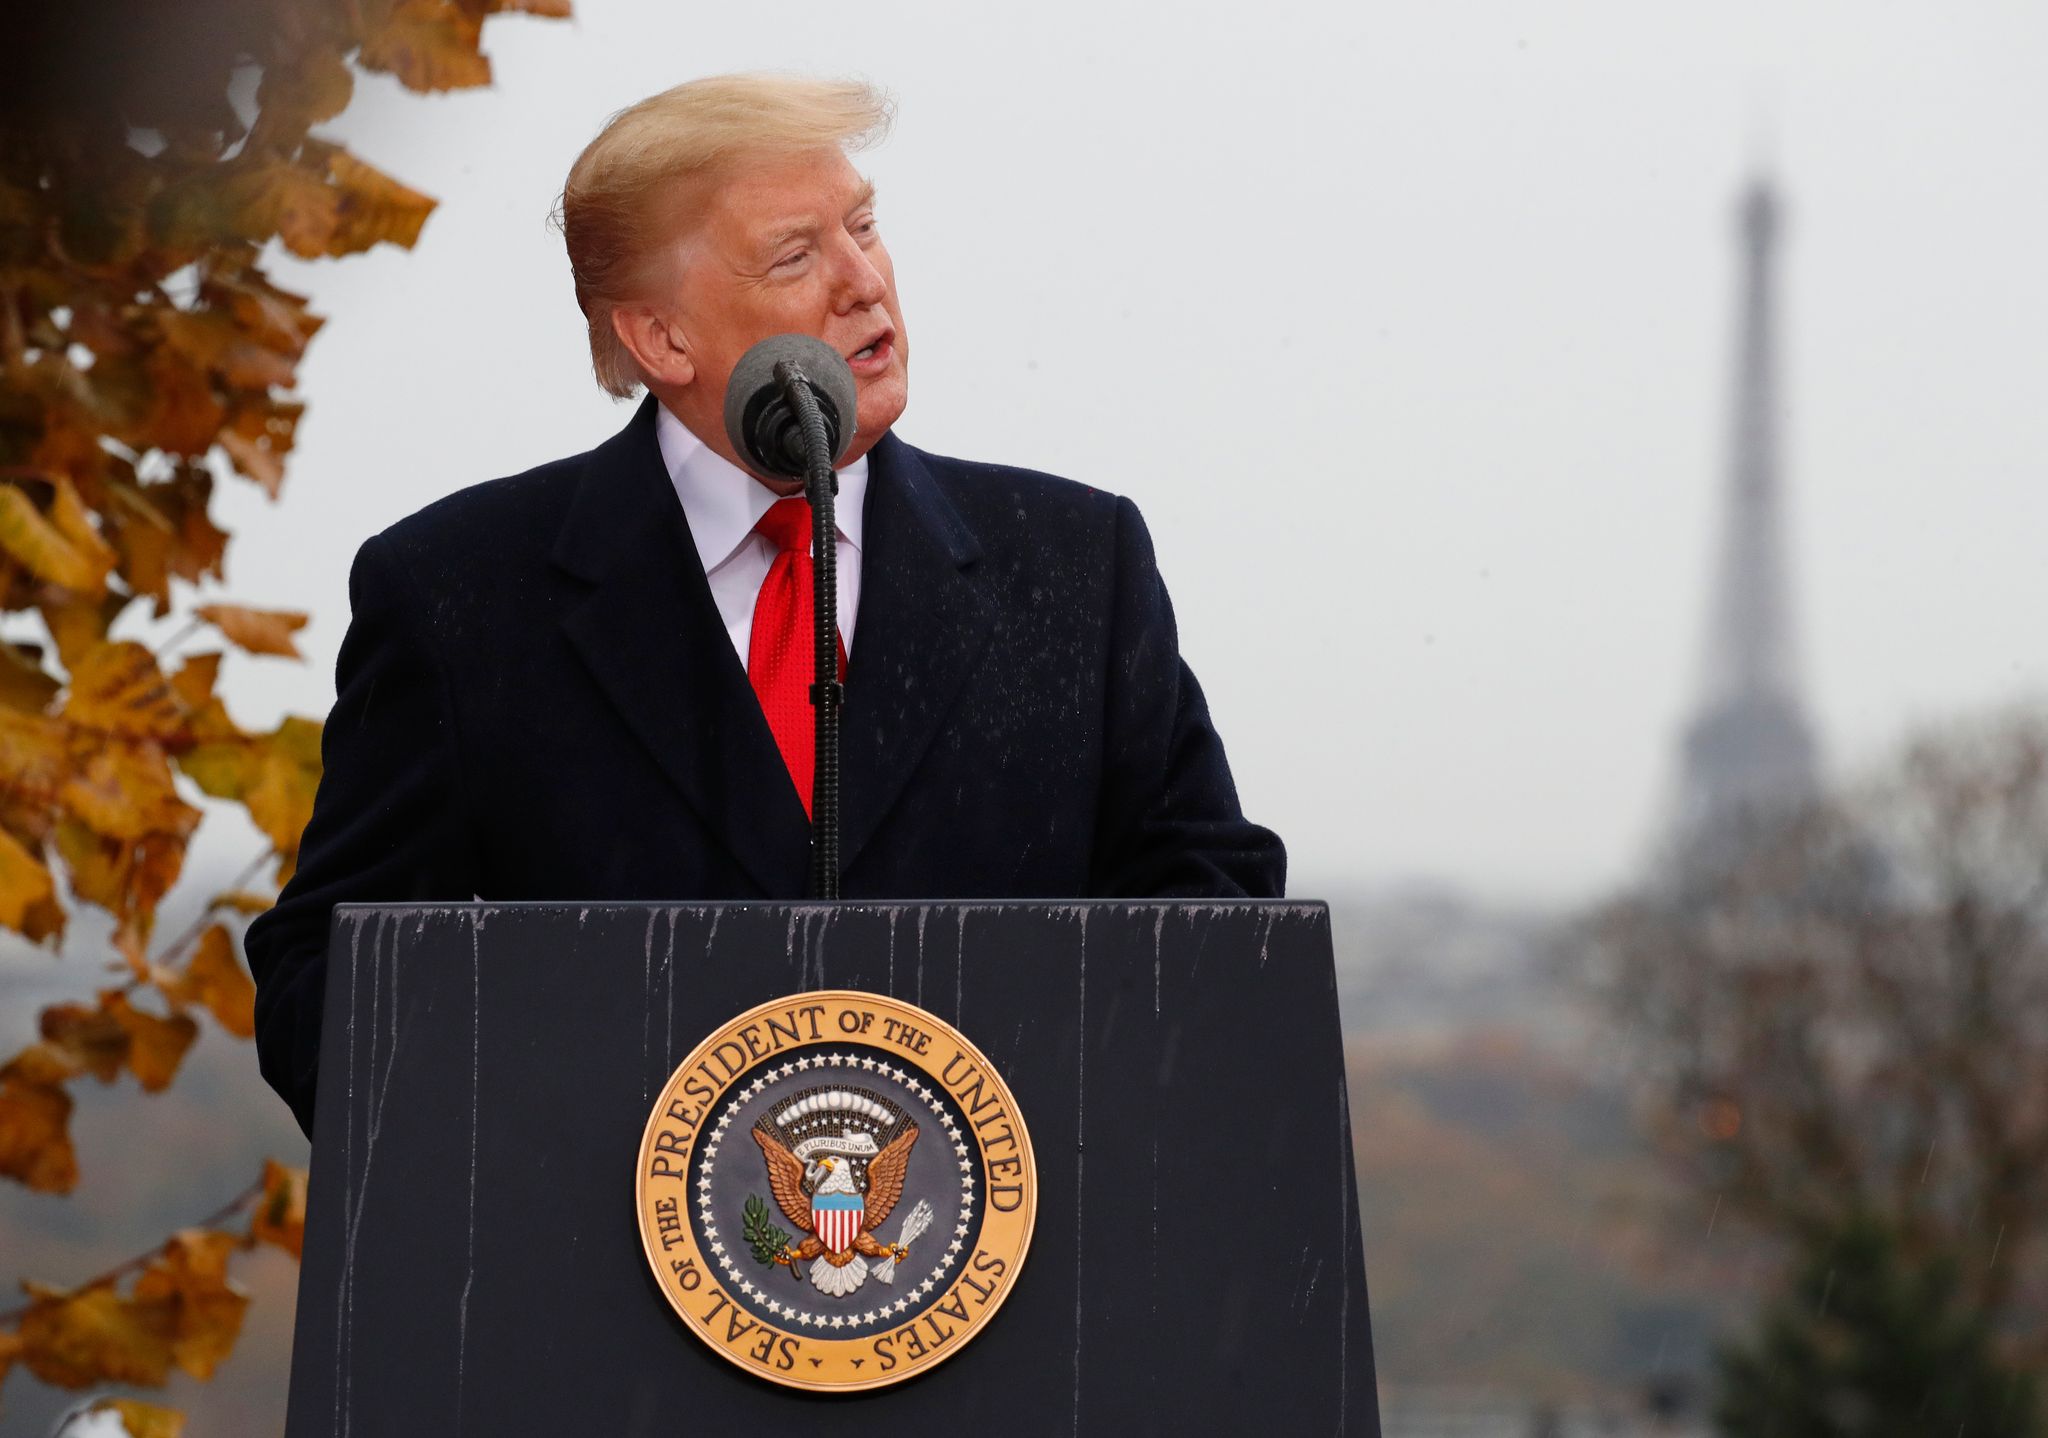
848,329 -> 894,367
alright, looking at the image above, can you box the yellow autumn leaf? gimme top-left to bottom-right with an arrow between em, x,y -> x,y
54,822 -> 188,973
242,716 -> 324,857
175,736 -> 259,801
167,651 -> 239,741
48,478 -> 120,588
63,641 -> 187,741
0,707 -> 70,802
58,746 -> 202,844
0,484 -> 109,593
0,823 -> 66,942
38,589 -> 134,671
251,1159 -> 308,1259
197,603 -> 308,659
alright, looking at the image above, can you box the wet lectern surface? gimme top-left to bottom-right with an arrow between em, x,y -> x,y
286,901 -> 1379,1436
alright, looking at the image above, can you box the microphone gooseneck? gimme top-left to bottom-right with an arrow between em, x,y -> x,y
722,334 -> 856,901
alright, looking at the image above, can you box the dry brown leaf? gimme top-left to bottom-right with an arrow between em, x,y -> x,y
255,39 -> 356,133
108,467 -> 230,610
16,1281 -> 176,1387
134,347 -> 227,458
218,395 -> 304,498
259,161 -> 345,259
196,603 -> 308,659
358,0 -> 492,92
0,1330 -> 24,1393
0,1060 -> 78,1192
161,925 -> 256,1039
40,998 -> 130,1083
89,1398 -> 187,1438
156,309 -> 298,391
323,145 -> 439,253
2,1039 -> 84,1087
107,993 -> 199,1092
251,1159 -> 308,1259
208,889 -> 273,915
202,266 -> 325,358
133,1230 -> 250,1380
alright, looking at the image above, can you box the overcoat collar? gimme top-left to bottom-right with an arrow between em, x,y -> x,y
549,396 -> 992,894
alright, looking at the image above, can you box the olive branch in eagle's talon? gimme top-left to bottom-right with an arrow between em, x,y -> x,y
742,1194 -> 807,1282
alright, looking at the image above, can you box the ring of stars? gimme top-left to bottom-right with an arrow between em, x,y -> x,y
693,1051 -> 978,1333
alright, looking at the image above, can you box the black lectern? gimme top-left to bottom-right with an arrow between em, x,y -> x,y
285,900 -> 1379,1435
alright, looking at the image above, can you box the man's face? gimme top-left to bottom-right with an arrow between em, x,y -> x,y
657,147 -> 908,474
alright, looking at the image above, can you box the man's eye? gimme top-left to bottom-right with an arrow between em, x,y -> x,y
775,249 -> 808,270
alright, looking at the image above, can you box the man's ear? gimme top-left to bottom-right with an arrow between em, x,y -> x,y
610,305 -> 697,388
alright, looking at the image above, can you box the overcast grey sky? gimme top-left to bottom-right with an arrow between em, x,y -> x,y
195,1 -> 2048,906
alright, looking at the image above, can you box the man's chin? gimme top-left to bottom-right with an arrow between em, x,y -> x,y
854,380 -> 908,449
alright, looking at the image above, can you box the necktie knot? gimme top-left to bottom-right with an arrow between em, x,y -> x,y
754,496 -> 813,555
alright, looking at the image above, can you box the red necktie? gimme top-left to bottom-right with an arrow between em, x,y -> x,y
748,496 -> 845,817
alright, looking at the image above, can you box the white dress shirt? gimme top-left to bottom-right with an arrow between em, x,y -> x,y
654,401 -> 867,670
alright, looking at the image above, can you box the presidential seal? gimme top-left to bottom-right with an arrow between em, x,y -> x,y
634,990 -> 1037,1392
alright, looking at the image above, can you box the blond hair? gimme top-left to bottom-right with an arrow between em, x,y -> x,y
552,73 -> 894,399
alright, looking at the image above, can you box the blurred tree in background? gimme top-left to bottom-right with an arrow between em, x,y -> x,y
0,0 -> 566,1425
1584,709 -> 2048,1435
1715,1207 -> 2036,1437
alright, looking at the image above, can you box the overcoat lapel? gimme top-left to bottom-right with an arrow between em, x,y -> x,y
840,432 -> 994,872
549,397 -> 811,897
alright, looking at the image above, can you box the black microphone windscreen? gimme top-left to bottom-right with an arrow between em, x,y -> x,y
722,334 -> 859,478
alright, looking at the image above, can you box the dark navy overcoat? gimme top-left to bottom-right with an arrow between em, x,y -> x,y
247,396 -> 1285,1134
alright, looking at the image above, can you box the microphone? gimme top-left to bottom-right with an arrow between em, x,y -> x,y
721,334 -> 858,479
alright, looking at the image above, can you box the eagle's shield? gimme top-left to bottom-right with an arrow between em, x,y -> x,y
812,1192 -> 863,1255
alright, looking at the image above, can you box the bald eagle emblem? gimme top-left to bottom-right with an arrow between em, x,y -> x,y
746,1085 -> 934,1298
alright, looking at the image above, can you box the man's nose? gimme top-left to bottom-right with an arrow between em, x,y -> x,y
828,235 -> 888,312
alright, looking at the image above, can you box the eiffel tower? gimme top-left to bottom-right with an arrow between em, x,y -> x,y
1671,174 -> 1820,868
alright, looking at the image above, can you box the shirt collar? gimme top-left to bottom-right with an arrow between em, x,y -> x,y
655,400 -> 868,575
